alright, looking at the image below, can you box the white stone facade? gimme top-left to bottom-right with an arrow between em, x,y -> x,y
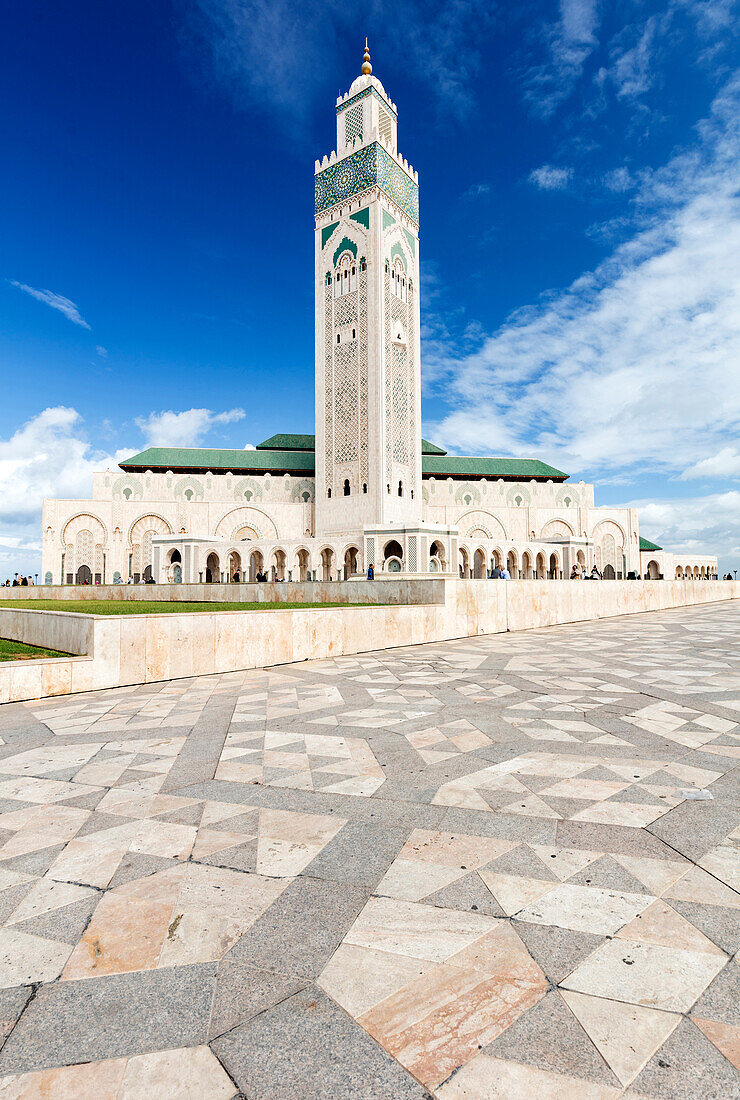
41,54 -> 717,586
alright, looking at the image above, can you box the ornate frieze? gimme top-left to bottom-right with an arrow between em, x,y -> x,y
315,143 -> 419,225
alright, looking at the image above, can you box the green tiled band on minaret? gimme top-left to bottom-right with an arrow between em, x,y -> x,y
321,221 -> 340,248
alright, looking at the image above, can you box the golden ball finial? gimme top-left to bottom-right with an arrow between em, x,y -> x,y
362,38 -> 372,76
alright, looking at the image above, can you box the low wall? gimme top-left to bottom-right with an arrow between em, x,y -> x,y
0,607 -> 92,657
0,579 -> 446,606
0,580 -> 737,705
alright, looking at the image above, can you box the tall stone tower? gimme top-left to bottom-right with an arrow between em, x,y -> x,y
314,43 -> 422,538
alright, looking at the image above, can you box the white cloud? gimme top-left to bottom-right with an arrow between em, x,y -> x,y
529,165 -> 573,190
0,408 -> 127,579
603,167 -> 635,192
525,0 -> 600,116
681,447 -> 740,480
9,282 -> 91,329
135,407 -> 245,447
627,489 -> 740,570
609,17 -> 659,99
462,182 -> 491,200
188,0 -> 494,128
96,345 -> 108,358
426,75 -> 740,479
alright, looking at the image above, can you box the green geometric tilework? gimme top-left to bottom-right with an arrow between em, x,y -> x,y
390,241 -> 407,271
402,227 -> 416,255
321,221 -> 340,248
315,142 -> 419,225
333,236 -> 358,266
350,207 -> 370,229
382,209 -> 396,231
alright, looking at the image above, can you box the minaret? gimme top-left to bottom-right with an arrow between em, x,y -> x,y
314,43 -> 422,537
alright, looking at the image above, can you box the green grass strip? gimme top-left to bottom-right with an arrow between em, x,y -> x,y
0,638 -> 69,661
0,600 -> 371,616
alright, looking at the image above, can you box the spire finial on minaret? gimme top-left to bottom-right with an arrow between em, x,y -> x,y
362,38 -> 372,76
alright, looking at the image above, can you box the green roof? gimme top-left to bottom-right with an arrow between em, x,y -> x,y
421,455 -> 568,481
119,447 -> 314,474
119,446 -> 567,481
256,434 -> 315,451
639,536 -> 663,552
255,433 -> 447,456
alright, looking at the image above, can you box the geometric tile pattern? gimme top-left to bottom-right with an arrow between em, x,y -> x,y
0,601 -> 736,1096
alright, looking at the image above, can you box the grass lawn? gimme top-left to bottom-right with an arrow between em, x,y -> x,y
0,638 -> 69,661
0,600 -> 369,616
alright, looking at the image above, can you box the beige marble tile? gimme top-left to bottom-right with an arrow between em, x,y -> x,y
130,819 -> 197,860
611,854 -> 689,896
529,845 -> 601,881
6,878 -> 96,925
118,1045 -> 236,1098
561,990 -> 681,1085
692,1017 -> 740,1071
61,893 -> 175,979
615,899 -> 727,956
478,871 -> 557,916
0,928 -> 73,988
344,896 -> 498,963
0,1058 -> 126,1098
664,864 -> 740,908
436,1053 -> 622,1098
562,938 -> 728,1012
516,883 -> 653,936
318,943 -> 434,1018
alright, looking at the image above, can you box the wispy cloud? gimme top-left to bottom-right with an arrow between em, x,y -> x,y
462,182 -> 491,201
136,407 -> 245,447
529,164 -> 573,190
603,167 -> 635,192
524,0 -> 600,117
9,282 -> 91,329
187,0 -> 495,131
425,74 -> 740,482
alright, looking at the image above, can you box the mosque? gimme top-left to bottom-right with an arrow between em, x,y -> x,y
41,47 -> 717,587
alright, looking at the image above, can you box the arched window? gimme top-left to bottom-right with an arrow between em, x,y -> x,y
334,252 -> 357,298
336,333 -> 340,344
398,481 -> 403,497
387,483 -> 391,494
327,488 -> 332,498
343,479 -> 350,496
362,483 -> 367,494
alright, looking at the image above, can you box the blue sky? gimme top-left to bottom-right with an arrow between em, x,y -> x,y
1,0 -> 739,576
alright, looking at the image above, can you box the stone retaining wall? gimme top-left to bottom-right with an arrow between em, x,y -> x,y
0,579 -> 737,705
0,579 -> 446,606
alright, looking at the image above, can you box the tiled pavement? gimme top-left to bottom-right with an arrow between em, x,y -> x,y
0,603 -> 737,1097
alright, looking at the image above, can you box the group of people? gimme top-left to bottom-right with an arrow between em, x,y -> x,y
3,576 -> 34,587
570,565 -> 603,580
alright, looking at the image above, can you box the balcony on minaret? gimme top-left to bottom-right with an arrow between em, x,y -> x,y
334,44 -> 398,157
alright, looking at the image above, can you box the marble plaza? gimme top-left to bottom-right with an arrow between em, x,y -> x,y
0,601 -> 736,1096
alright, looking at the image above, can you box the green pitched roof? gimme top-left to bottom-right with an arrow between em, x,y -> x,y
119,447 -> 314,474
639,536 -> 663,552
421,455 -> 568,481
256,434 -> 315,452
254,433 -> 447,456
119,446 -> 567,482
